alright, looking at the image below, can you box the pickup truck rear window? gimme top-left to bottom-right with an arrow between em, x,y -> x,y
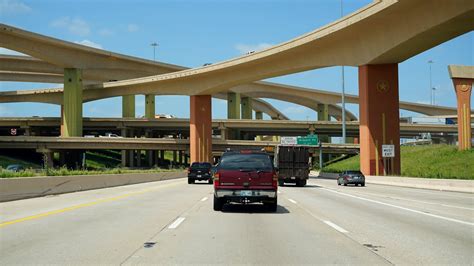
219,154 -> 273,171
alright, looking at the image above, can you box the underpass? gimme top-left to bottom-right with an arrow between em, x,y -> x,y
0,177 -> 472,265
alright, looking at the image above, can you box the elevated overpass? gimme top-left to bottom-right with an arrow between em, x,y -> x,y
0,117 -> 461,138
1,0 -> 472,175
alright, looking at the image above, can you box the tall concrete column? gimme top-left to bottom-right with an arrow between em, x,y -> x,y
317,103 -> 330,143
359,64 -> 400,176
241,97 -> 252,119
190,95 -> 212,163
227,92 -> 241,119
255,111 -> 263,120
452,78 -> 472,150
145,94 -> 155,119
62,68 -> 83,137
122,95 -> 135,118
178,151 -> 183,165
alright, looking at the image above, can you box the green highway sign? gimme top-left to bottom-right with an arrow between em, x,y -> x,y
296,135 -> 319,145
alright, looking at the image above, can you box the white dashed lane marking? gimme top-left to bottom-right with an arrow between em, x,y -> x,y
168,217 -> 186,229
288,199 -> 297,204
200,197 -> 208,202
324,221 -> 349,233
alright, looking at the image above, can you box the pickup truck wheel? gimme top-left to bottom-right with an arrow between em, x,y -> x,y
301,180 -> 307,187
213,196 -> 223,211
361,183 -> 365,187
188,178 -> 194,184
343,180 -> 348,186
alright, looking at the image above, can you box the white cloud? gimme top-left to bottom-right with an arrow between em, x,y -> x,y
127,24 -> 139,32
0,47 -> 26,56
74,40 -> 103,49
283,106 -> 307,115
234,43 -> 274,54
51,17 -> 90,36
0,0 -> 31,15
98,28 -> 114,36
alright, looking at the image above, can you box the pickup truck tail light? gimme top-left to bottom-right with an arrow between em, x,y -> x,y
213,172 -> 220,188
187,167 -> 191,174
272,172 -> 278,189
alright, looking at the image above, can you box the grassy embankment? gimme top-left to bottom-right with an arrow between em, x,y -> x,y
321,145 -> 473,179
0,151 -> 184,178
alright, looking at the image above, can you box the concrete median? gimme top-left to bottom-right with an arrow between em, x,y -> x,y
0,171 -> 185,202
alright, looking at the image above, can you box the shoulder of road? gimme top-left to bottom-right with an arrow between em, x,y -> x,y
313,171 -> 473,194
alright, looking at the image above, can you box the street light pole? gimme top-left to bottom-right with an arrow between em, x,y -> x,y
428,60 -> 434,105
151,42 -> 158,61
340,0 -> 346,143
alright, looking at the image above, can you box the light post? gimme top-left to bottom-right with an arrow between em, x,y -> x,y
432,87 -> 437,105
151,42 -> 158,61
340,0 -> 346,143
428,60 -> 434,104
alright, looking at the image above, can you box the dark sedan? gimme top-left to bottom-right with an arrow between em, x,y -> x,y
337,170 -> 365,186
187,162 -> 213,184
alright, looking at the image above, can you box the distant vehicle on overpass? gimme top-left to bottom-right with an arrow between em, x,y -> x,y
99,133 -> 122,138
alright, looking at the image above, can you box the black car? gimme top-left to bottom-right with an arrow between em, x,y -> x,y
187,162 -> 213,184
337,170 -> 365,186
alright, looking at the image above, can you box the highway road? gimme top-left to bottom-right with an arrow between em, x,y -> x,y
1,177 -> 472,265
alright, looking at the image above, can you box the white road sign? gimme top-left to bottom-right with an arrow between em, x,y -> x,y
281,136 -> 297,145
382,145 -> 395,158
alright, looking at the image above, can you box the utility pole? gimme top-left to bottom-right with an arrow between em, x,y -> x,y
340,0 -> 346,143
151,42 -> 158,61
428,60 -> 434,105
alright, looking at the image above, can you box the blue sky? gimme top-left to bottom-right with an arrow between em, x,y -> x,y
0,0 -> 472,120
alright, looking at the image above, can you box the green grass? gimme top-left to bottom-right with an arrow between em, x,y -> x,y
321,145 -> 474,179
0,167 -> 184,178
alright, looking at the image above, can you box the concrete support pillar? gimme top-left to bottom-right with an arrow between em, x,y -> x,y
359,64 -> 400,176
145,94 -> 155,119
255,111 -> 263,120
241,97 -> 252,119
62,68 -> 83,137
121,128 -> 128,167
219,127 -> 227,140
160,150 -> 165,163
190,95 -> 212,163
122,95 -> 135,118
146,130 -> 154,167
41,150 -> 54,169
178,151 -> 183,165
317,104 -> 330,143
184,154 -> 189,165
452,78 -> 472,150
227,92 -> 241,119
173,151 -> 177,164
136,150 -> 142,167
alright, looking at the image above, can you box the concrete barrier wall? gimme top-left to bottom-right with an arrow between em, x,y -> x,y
315,171 -> 473,193
0,171 -> 185,202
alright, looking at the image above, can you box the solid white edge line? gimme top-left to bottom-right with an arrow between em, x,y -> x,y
321,188 -> 474,226
324,220 -> 348,233
201,197 -> 208,202
288,199 -> 297,204
168,217 -> 186,229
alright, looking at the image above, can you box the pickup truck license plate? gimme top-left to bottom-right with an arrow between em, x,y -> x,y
197,175 -> 202,178
240,190 -> 252,196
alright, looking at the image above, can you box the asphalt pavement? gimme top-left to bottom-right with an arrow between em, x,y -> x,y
1,176 -> 472,265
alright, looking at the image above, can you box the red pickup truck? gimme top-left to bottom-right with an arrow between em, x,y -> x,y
213,151 -> 278,212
